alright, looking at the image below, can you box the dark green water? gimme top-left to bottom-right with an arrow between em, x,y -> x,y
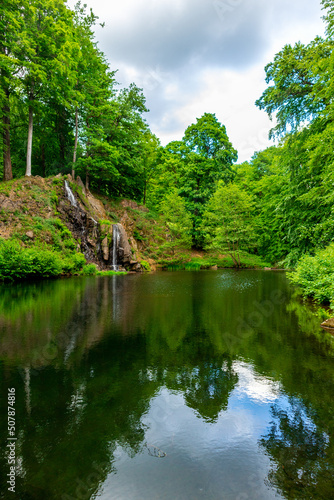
0,270 -> 334,500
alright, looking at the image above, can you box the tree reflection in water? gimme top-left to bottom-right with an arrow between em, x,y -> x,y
261,397 -> 334,499
0,271 -> 334,499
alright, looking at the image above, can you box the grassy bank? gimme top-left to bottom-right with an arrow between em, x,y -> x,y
158,251 -> 271,271
0,175 -> 274,283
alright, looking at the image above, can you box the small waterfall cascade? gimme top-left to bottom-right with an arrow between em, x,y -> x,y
111,224 -> 120,270
64,180 -> 78,208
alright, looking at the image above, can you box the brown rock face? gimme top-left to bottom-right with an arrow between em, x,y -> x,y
120,199 -> 148,212
115,224 -> 132,265
321,318 -> 334,329
86,192 -> 106,220
101,236 -> 109,261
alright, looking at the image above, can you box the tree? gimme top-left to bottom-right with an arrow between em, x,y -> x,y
104,83 -> 150,199
160,190 -> 193,256
18,0 -> 79,176
181,114 -> 237,246
202,182 -> 256,267
74,45 -> 115,190
141,130 -> 160,205
184,112 -> 237,166
70,1 -> 106,179
0,0 -> 27,180
255,38 -> 332,138
145,113 -> 238,247
145,144 -> 185,211
252,1 -> 334,265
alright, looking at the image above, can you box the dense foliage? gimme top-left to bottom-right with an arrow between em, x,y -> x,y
147,113 -> 237,247
0,0 -> 156,200
201,183 -> 256,267
2,0 -> 334,299
0,237 -> 85,280
289,244 -> 334,306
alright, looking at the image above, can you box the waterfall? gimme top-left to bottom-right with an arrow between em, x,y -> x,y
64,180 -> 77,207
111,224 -> 120,270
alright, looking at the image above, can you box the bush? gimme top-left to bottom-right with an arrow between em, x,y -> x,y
0,238 -> 86,281
289,243 -> 334,306
140,260 -> 151,271
82,263 -> 98,275
61,253 -> 86,274
0,239 -> 62,280
133,229 -> 145,241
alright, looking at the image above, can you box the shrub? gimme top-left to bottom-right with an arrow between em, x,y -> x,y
140,260 -> 151,271
0,239 -> 62,280
0,238 -> 86,281
133,229 -> 145,241
82,263 -> 98,275
62,253 -> 86,274
289,243 -> 334,306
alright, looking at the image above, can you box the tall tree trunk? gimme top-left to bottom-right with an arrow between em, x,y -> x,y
72,107 -> 78,178
2,90 -> 12,181
26,105 -> 34,176
85,170 -> 89,191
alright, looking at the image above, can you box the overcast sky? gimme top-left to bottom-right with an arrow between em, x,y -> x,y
69,0 -> 325,162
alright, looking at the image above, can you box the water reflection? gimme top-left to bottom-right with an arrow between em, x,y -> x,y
0,271 -> 333,499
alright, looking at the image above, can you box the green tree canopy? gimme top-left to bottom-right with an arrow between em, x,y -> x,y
147,113 -> 238,247
160,190 -> 193,256
255,38 -> 331,138
202,182 -> 256,267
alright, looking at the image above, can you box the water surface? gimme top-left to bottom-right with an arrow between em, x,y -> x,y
0,270 -> 334,499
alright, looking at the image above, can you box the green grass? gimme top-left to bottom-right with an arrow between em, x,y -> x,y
0,179 -> 15,195
96,270 -> 127,276
161,251 -> 271,271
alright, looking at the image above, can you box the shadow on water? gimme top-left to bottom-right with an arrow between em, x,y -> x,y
0,270 -> 333,499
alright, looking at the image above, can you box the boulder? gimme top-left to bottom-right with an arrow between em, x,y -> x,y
129,236 -> 138,260
26,231 -> 34,239
116,223 -> 132,265
86,192 -> 107,220
321,318 -> 334,329
76,176 -> 86,194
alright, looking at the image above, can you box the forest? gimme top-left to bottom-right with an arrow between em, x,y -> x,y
1,0 -> 334,307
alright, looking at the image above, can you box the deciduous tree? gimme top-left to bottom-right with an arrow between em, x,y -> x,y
202,183 -> 256,267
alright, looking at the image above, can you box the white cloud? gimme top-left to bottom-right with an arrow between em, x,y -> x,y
68,0 -> 326,161
232,361 -> 281,404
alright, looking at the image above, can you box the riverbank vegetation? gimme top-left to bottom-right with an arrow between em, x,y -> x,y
1,0 -> 334,306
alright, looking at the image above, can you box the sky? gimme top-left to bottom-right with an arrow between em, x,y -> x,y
69,0 -> 326,162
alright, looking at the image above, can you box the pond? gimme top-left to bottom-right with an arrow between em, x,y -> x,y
0,270 -> 334,499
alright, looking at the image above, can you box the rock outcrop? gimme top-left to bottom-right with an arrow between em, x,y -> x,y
116,223 -> 132,266
0,174 -> 148,272
321,318 -> 334,330
60,177 -> 139,271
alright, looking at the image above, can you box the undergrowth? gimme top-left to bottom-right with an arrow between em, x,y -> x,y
160,251 -> 271,271
289,243 -> 334,308
0,238 -> 85,282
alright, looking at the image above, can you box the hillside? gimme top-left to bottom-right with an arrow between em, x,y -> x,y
0,175 -> 270,281
0,175 -> 165,275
